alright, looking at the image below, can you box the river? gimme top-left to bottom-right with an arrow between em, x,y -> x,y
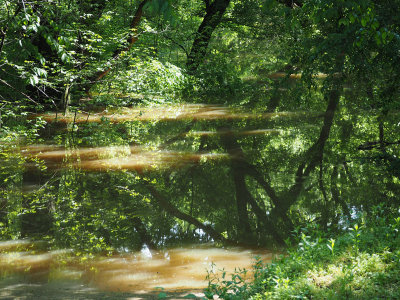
0,240 -> 277,299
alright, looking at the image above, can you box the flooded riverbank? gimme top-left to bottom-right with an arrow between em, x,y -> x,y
0,240 -> 277,298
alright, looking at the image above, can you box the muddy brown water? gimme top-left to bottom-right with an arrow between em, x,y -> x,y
3,104 -> 293,298
21,145 -> 230,172
31,104 -> 320,124
0,240 -> 277,298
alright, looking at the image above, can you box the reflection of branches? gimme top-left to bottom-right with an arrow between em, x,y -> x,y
159,121 -> 195,149
132,216 -> 156,249
127,164 -> 231,243
281,88 -> 340,213
140,175 -> 232,244
218,128 -> 285,244
318,161 -> 328,204
343,161 -> 355,184
319,160 -> 329,227
358,140 -> 400,150
215,86 -> 340,239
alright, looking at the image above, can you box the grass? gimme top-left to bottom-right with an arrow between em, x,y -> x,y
205,207 -> 400,299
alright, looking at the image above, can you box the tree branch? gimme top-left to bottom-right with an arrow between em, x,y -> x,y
0,78 -> 38,105
85,0 -> 149,93
218,127 -> 286,244
162,34 -> 190,57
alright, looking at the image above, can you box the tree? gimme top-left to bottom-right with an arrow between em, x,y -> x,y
186,0 -> 231,73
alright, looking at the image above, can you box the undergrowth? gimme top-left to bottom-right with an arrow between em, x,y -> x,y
205,205 -> 400,299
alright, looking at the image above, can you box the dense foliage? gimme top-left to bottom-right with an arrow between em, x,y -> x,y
206,206 -> 400,299
1,0 -> 400,297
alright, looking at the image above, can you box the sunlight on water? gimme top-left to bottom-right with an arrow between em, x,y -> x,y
31,104 -> 319,124
188,129 -> 283,137
21,145 -> 229,171
267,72 -> 328,79
0,240 -> 277,293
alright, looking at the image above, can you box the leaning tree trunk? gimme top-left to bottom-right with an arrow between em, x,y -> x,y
85,0 -> 149,94
186,0 -> 301,73
186,0 -> 231,73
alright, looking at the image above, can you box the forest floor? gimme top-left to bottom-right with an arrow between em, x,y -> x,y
0,276 -> 208,300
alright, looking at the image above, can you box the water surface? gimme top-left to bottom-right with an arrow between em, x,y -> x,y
0,241 -> 276,294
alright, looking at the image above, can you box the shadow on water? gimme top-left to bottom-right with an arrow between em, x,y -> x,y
0,240 -> 277,299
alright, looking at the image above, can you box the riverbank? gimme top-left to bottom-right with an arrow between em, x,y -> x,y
206,211 -> 400,299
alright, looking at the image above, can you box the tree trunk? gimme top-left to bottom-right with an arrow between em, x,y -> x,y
186,0 -> 231,73
232,168 -> 253,240
85,0 -> 149,94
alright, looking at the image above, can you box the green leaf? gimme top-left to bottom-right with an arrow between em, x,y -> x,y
361,18 -> 367,27
29,75 -> 39,86
371,20 -> 379,30
61,53 -> 68,63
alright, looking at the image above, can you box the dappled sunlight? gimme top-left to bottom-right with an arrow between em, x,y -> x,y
0,241 -> 72,277
1,0 -> 399,298
0,240 -> 34,252
267,72 -> 329,79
